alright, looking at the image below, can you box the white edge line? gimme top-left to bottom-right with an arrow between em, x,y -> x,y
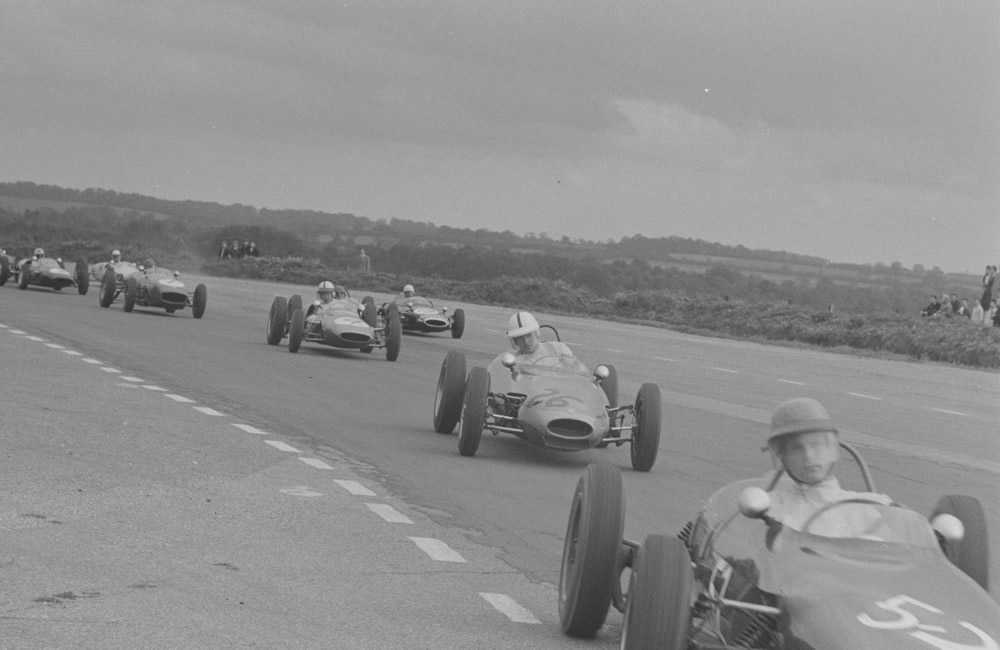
930,408 -> 968,417
711,367 -> 738,373
409,537 -> 466,563
479,593 -> 541,624
777,379 -> 805,385
847,392 -> 882,400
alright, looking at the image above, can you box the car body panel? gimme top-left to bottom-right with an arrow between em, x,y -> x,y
305,301 -> 375,349
16,257 -> 77,290
90,260 -> 139,284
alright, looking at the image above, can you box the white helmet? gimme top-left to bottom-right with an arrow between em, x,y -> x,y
34,247 -> 44,257
403,284 -> 415,294
112,249 -> 121,257
317,281 -> 336,293
507,311 -> 540,338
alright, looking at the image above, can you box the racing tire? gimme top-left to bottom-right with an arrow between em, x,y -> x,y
433,351 -> 467,433
600,364 -> 618,409
165,306 -> 176,313
458,366 -> 489,457
451,308 -> 466,339
630,383 -> 662,472
288,294 -> 303,317
99,267 -> 117,307
0,256 -> 9,286
559,463 -> 625,638
18,263 -> 30,290
362,296 -> 378,328
192,284 -> 208,319
620,535 -> 693,650
267,296 -> 288,345
287,309 -> 305,353
932,495 -> 989,590
75,257 -> 89,295
123,276 -> 138,312
385,305 -> 402,361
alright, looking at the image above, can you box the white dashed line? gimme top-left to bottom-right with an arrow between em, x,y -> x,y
165,394 -> 195,403
0,324 -> 7,328
605,348 -> 625,353
100,367 -> 122,374
9,330 -> 26,335
655,356 -> 676,362
711,367 -> 738,374
61,349 -> 83,356
479,593 -> 541,624
82,358 -> 103,364
265,440 -> 300,453
778,379 -> 805,385
121,376 -> 145,382
231,423 -> 267,434
931,408 -> 969,417
335,480 -> 376,496
142,385 -> 167,391
848,392 -> 882,400
367,503 -> 413,524
299,457 -> 333,470
193,406 -> 225,416
409,537 -> 466,563
44,343 -> 65,349
25,336 -> 45,341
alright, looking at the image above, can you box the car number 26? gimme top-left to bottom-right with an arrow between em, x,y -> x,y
529,388 -> 583,409
857,594 -> 997,649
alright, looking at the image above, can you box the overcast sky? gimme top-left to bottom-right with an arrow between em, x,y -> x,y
2,1 -> 997,273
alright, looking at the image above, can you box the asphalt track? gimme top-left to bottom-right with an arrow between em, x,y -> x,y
1,273 -> 997,647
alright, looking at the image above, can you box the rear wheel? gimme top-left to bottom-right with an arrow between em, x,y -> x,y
433,351 -> 467,433
559,463 -> 625,638
192,284 -> 208,319
932,495 -> 989,590
267,296 -> 288,345
458,367 -> 489,457
385,305 -> 401,361
362,296 -> 378,327
75,257 -> 89,295
620,535 -> 693,650
0,256 -> 8,285
630,383 -> 661,472
287,309 -> 304,353
451,308 -> 466,339
99,267 -> 117,307
123,276 -> 138,312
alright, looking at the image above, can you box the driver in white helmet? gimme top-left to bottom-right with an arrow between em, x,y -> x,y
401,284 -> 416,299
110,249 -> 122,263
765,397 -> 891,535
506,311 -> 580,367
32,247 -> 45,260
310,280 -> 339,312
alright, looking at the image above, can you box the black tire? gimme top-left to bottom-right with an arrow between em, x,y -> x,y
601,364 -> 618,409
451,308 -> 466,339
630,383 -> 661,472
458,366 -> 489,457
0,256 -> 8,286
123,276 -> 138,312
18,263 -> 30,290
287,309 -> 304,353
192,284 -> 208,319
267,296 -> 288,345
932,495 -> 989,590
362,296 -> 378,327
385,306 -> 401,361
99,267 -> 116,308
433,351 -> 467,433
559,463 -> 625,638
620,535 -> 693,650
75,257 -> 89,295
288,294 -> 303,316
165,306 -> 176,313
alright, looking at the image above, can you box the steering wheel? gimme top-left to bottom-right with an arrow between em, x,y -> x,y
799,497 -> 893,535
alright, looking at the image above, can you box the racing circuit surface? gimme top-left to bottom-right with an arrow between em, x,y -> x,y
1,274 -> 997,648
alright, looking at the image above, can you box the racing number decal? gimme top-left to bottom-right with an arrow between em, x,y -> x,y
857,595 -> 997,650
334,317 -> 358,325
529,388 -> 583,409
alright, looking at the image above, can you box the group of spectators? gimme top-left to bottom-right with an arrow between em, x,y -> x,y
219,239 -> 259,260
921,264 -> 1000,326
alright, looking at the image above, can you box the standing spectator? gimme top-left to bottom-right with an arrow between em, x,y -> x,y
991,299 -> 1000,327
232,239 -> 243,259
219,241 -> 231,259
981,265 -> 996,310
357,248 -> 371,272
245,242 -> 259,258
971,298 -> 985,324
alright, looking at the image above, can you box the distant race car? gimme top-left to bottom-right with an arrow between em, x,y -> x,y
266,289 -> 401,361
3,254 -> 89,294
558,455 -> 1000,649
95,261 -> 140,307
380,295 -> 465,338
432,324 -> 662,471
112,264 -> 207,317
0,250 -> 16,286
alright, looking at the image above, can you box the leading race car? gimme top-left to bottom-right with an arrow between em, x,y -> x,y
265,289 -> 401,361
4,254 -> 89,294
114,263 -> 207,317
380,295 -> 466,338
432,323 -> 662,471
558,457 -> 999,649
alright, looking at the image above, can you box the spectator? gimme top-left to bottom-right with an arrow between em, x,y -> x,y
244,242 -> 259,258
232,239 -> 243,259
991,299 -> 1000,327
938,297 -> 953,318
920,294 -> 940,317
956,298 -> 971,319
971,298 -> 985,324
219,241 -> 231,260
949,293 -> 961,314
981,265 -> 997,310
357,248 -> 371,272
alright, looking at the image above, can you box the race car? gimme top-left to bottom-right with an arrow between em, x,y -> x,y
114,263 -> 207,317
265,291 -> 401,361
4,254 -> 89,294
0,249 -> 16,286
95,260 -> 140,307
432,324 -> 662,471
558,458 -> 999,649
380,295 -> 466,338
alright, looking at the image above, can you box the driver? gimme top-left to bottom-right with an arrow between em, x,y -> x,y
32,247 -> 45,260
506,311 -> 578,366
143,258 -> 156,270
765,397 -> 891,533
310,280 -> 339,313
401,284 -> 416,298
110,249 -> 122,263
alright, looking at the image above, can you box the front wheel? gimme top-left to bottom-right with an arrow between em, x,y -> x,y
123,276 -> 138,312
458,367 -> 489,457
433,351 -> 467,433
287,309 -> 304,353
932,495 -> 989,590
559,463 -> 625,638
192,284 -> 208,319
99,267 -> 117,307
18,264 -> 30,290
630,383 -> 661,472
451,308 -> 466,339
620,535 -> 693,650
385,306 -> 402,361
75,257 -> 89,295
267,296 -> 288,345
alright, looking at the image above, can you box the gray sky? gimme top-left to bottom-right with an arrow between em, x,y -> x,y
2,1 -> 997,273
